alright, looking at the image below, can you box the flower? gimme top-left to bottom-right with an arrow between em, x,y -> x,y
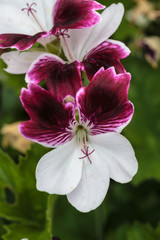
19,67 -> 138,212
1,3 -> 130,100
0,0 -> 104,50
61,2 -> 131,79
24,3 -> 130,82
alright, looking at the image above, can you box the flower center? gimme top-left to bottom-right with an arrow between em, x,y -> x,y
21,2 -> 45,32
75,125 -> 95,164
75,124 -> 87,145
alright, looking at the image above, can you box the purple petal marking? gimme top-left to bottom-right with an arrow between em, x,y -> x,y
83,41 -> 130,80
52,0 -> 105,34
19,84 -> 74,147
76,67 -> 134,134
26,54 -> 82,101
0,32 -> 48,50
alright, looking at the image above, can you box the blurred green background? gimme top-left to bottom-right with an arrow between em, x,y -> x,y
0,0 -> 160,239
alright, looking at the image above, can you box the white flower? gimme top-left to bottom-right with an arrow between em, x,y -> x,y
19,67 -> 138,212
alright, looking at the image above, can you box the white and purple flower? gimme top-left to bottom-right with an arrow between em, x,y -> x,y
0,0 -> 104,50
19,67 -> 138,212
1,3 -> 130,101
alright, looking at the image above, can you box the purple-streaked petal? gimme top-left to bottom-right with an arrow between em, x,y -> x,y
26,54 -> 64,84
19,84 -> 74,147
67,141 -> 110,212
107,39 -> 131,57
36,138 -> 83,194
83,40 -> 130,80
89,132 -> 138,183
52,0 -> 105,33
76,67 -> 134,134
0,32 -> 47,50
26,53 -> 82,101
1,51 -> 44,74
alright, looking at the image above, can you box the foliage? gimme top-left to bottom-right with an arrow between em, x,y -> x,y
0,144 -> 53,240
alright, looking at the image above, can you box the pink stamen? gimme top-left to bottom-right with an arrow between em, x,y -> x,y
79,146 -> 95,164
22,3 -> 44,32
56,29 -> 73,61
56,29 -> 70,41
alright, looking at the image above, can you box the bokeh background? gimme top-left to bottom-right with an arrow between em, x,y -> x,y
0,0 -> 160,239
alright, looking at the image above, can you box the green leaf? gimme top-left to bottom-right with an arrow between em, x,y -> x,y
0,144 -> 57,239
106,222 -> 160,240
0,145 -> 46,223
0,58 -> 26,95
52,195 -> 106,240
2,224 -> 50,240
0,220 -> 6,240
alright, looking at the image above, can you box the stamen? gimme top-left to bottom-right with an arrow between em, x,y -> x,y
79,145 -> 95,164
22,3 -> 45,32
56,29 -> 73,62
56,29 -> 70,41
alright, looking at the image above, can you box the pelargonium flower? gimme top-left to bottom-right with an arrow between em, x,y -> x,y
24,3 -> 130,84
1,3 -> 129,100
19,67 -> 138,212
61,2 -> 130,79
1,3 -> 130,100
0,0 -> 104,50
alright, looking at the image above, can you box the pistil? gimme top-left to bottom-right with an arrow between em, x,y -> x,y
62,33 -> 73,62
55,29 -> 73,62
22,3 -> 45,32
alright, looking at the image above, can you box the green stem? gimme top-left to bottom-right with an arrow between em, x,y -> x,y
94,205 -> 104,240
46,194 -> 58,237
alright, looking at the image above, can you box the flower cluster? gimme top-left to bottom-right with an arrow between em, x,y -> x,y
0,0 -> 138,212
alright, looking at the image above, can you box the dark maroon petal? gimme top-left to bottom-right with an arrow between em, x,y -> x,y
83,41 -> 130,80
19,84 -> 74,147
47,61 -> 82,101
0,32 -> 47,50
52,0 -> 104,33
26,54 -> 82,101
76,67 -> 134,134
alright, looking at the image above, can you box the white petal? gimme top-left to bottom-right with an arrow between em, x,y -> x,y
1,51 -> 44,74
38,35 -> 56,47
60,28 -> 93,62
89,132 -> 138,183
36,138 -> 83,195
67,143 -> 110,212
0,3 -> 39,34
0,0 -> 56,34
79,3 -> 124,60
34,0 -> 57,31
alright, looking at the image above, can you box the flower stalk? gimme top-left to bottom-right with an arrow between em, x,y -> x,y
94,205 -> 104,240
